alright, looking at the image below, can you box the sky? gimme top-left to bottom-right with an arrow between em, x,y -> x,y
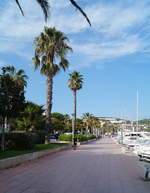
1,0 -> 150,120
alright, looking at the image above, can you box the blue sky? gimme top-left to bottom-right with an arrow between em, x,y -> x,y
1,0 -> 150,120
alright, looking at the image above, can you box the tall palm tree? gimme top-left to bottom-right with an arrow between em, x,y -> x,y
68,71 -> 83,143
15,0 -> 91,25
33,27 -> 72,132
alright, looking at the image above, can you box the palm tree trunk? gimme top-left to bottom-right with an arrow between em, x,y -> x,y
86,125 -> 89,134
46,75 -> 53,133
72,90 -> 76,145
74,90 -> 77,131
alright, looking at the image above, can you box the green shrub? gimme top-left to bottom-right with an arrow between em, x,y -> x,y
58,134 -> 72,141
76,134 -> 96,141
33,132 -> 46,144
58,134 -> 96,142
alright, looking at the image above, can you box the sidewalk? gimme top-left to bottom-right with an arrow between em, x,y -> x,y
1,138 -> 150,193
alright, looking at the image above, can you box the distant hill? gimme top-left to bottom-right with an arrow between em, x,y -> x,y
139,119 -> 150,125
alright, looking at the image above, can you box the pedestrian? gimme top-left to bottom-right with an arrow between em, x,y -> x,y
73,137 -> 77,150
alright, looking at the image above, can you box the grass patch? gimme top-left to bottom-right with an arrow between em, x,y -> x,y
0,143 -> 69,160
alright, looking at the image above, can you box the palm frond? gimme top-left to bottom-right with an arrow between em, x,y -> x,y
15,0 -> 49,21
15,0 -> 24,16
36,0 -> 49,21
69,0 -> 91,26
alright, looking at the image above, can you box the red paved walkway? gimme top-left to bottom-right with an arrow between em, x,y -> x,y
1,138 -> 150,193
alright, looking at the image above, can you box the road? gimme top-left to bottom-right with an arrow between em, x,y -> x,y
1,138 -> 150,193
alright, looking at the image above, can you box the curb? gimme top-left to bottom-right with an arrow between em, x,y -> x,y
0,144 -> 72,170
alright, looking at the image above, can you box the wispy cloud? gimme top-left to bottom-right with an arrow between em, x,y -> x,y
72,35 -> 143,60
0,0 -> 150,68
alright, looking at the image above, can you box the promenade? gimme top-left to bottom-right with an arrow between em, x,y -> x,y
1,138 -> 150,193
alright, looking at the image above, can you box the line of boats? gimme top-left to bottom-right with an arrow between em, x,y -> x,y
113,131 -> 150,161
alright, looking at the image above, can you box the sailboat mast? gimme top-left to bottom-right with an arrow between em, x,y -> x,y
136,90 -> 139,131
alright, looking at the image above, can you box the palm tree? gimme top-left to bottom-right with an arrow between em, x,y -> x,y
90,116 -> 100,136
15,0 -> 91,25
82,112 -> 93,134
33,27 -> 72,132
68,71 -> 83,144
11,102 -> 45,133
63,114 -> 70,131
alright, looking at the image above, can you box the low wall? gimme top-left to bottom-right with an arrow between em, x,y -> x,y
0,144 -> 72,170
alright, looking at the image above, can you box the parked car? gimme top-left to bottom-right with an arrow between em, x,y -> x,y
49,134 -> 57,142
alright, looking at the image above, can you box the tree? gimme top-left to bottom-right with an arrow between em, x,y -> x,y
33,27 -> 72,132
63,114 -> 71,132
90,116 -> 100,136
0,65 -> 27,124
76,118 -> 83,133
68,71 -> 83,143
15,0 -> 91,25
51,112 -> 65,133
0,65 -> 28,151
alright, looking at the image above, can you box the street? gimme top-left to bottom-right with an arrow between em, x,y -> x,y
1,138 -> 150,193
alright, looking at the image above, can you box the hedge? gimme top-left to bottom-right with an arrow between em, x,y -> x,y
58,134 -> 72,141
58,134 -> 96,142
0,132 -> 46,150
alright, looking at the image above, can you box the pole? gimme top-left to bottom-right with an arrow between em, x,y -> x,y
136,90 -> 139,131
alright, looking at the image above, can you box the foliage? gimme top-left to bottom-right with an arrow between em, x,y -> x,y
51,113 -> 73,132
0,65 -> 27,120
15,0 -> 91,25
58,134 -> 72,141
58,134 -> 96,142
63,114 -> 71,132
0,133 -> 35,150
101,122 -> 117,134
10,102 -> 46,133
68,71 -> 83,91
77,134 -> 96,142
33,27 -> 72,77
76,118 -> 83,132
82,113 -> 94,132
